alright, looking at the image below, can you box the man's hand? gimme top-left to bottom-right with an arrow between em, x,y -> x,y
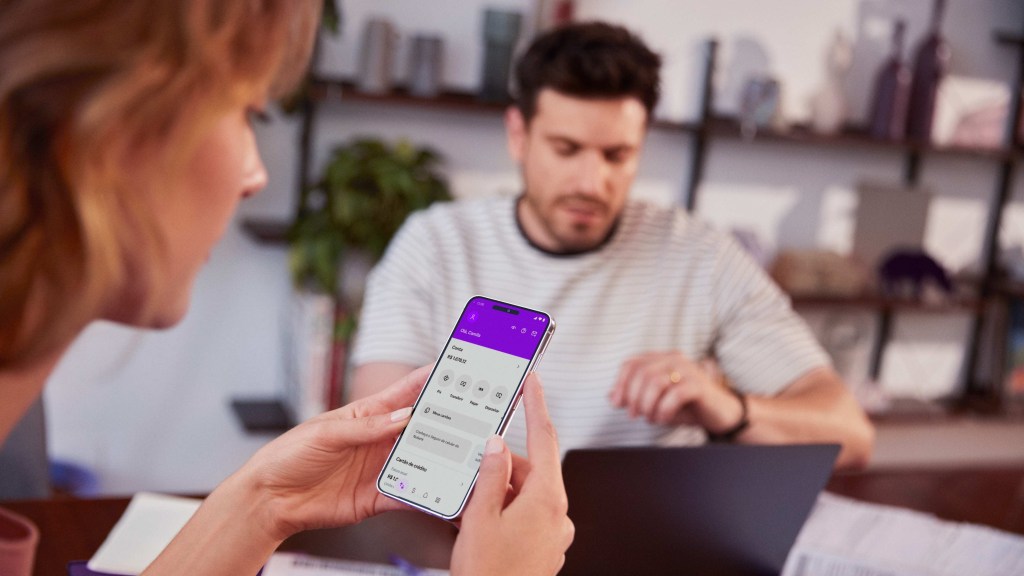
608,351 -> 745,435
609,354 -> 875,469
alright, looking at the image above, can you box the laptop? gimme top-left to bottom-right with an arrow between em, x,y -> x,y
560,443 -> 839,576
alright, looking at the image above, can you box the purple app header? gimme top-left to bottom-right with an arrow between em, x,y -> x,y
452,296 -> 550,359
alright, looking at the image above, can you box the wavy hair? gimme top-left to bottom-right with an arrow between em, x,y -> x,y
514,21 -> 661,123
0,0 -> 319,367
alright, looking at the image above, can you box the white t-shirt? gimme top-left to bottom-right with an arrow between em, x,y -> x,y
352,196 -> 830,455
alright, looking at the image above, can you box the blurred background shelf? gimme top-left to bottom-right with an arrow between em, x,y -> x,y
308,74 -> 511,113
240,218 -> 290,245
791,294 -> 983,314
704,116 -> 1021,161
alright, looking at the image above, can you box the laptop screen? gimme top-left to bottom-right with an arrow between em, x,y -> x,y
560,444 -> 839,576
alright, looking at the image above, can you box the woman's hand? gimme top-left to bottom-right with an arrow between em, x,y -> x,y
147,368 -> 573,576
146,367 -> 430,575
237,366 -> 431,541
450,374 -> 575,576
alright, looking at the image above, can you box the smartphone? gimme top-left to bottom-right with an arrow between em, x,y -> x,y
377,295 -> 556,520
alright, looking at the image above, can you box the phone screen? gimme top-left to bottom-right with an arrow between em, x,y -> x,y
377,295 -> 555,519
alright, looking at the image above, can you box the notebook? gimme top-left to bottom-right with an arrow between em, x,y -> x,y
560,443 -> 840,576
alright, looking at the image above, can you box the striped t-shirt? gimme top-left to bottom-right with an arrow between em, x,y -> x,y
351,196 -> 830,455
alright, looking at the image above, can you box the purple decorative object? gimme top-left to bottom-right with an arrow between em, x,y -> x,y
877,249 -> 953,300
67,562 -> 119,576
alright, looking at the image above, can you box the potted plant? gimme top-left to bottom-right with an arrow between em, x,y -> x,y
289,137 -> 450,301
285,137 -> 451,414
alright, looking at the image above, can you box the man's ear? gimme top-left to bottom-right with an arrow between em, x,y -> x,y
505,106 -> 527,163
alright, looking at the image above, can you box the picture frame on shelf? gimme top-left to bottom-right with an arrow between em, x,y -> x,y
852,180 -> 931,271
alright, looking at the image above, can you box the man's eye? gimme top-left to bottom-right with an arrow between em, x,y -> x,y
554,144 -> 578,156
605,150 -> 630,164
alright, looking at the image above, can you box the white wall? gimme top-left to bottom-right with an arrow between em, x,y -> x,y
44,229 -> 292,494
45,0 -> 1024,494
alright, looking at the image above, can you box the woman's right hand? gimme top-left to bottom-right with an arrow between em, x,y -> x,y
450,373 -> 575,575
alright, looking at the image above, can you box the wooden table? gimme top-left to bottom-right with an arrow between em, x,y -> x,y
3,496 -> 129,576
0,498 -> 456,576
5,465 -> 1023,576
825,465 -> 1024,535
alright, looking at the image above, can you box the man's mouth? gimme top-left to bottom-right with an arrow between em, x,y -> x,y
559,198 -> 606,222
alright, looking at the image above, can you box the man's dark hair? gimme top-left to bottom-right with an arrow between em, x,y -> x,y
513,21 -> 661,123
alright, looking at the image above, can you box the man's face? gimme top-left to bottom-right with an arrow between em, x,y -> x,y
508,89 -> 647,253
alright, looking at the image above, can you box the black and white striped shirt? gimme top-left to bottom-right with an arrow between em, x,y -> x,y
352,196 -> 830,455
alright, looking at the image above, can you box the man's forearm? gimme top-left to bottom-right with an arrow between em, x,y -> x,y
736,368 -> 875,470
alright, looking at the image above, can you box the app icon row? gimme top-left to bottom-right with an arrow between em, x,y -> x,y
437,369 -> 509,404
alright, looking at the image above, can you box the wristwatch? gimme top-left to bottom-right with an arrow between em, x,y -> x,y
705,388 -> 750,443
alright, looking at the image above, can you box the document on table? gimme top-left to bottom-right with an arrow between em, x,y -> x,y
262,552 -> 449,576
782,491 -> 1024,576
88,492 -> 202,575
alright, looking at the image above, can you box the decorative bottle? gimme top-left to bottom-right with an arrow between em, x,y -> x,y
809,31 -> 852,135
905,0 -> 951,142
868,19 -> 911,140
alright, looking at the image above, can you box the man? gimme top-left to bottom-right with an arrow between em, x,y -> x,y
350,22 -> 873,469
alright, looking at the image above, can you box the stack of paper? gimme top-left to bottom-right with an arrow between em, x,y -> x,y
782,492 -> 1024,576
263,552 -> 449,576
88,493 -> 202,575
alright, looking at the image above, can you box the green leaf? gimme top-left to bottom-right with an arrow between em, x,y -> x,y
321,0 -> 341,35
287,136 -> 451,294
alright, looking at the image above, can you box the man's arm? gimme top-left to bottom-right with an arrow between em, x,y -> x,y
611,353 -> 874,470
349,362 -> 418,401
738,367 -> 873,470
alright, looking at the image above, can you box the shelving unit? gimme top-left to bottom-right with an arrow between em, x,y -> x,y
957,29 -> 1024,409
307,75 -> 511,113
681,31 -> 1024,413
701,117 -> 1021,161
244,24 -> 1024,417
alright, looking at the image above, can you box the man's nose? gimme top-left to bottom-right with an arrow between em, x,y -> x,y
573,150 -> 608,196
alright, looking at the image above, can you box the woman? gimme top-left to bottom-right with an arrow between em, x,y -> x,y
0,1 -> 574,574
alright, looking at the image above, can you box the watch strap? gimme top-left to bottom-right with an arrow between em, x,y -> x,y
706,388 -> 750,443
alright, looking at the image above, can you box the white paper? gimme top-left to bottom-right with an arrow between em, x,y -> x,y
786,549 -> 926,576
782,492 -> 1024,576
263,552 -> 449,576
87,492 -> 202,575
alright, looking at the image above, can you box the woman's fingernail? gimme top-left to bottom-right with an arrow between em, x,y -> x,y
390,406 -> 413,422
485,435 -> 504,455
